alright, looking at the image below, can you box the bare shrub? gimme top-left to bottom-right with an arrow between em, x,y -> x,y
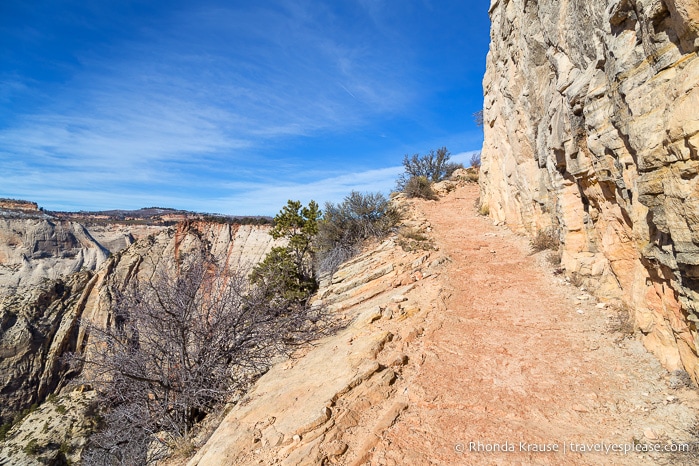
404,176 -> 438,200
71,250 -> 328,464
470,152 -> 481,169
546,251 -> 562,267
530,228 -> 560,252
477,201 -> 489,216
463,168 -> 479,183
567,272 -> 585,288
397,227 -> 434,252
315,191 -> 400,274
473,110 -> 484,127
396,147 -> 462,191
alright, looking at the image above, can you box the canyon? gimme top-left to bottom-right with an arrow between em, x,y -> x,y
0,211 -> 279,463
3,0 -> 699,463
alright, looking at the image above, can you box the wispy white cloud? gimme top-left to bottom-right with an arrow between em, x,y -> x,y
1,0 -> 485,214
1,1 -> 416,199
208,150 -> 481,215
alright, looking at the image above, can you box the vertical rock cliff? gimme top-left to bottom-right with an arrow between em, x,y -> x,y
480,0 -> 699,379
0,217 -> 109,296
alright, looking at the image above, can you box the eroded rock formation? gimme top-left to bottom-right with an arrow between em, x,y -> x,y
480,0 -> 699,379
0,271 -> 94,426
0,218 -> 109,296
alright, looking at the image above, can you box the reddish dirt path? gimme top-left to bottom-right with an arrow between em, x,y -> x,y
369,184 -> 699,466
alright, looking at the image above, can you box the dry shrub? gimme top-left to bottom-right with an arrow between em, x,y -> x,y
530,228 -> 560,252
463,169 -> 479,183
568,271 -> 585,288
546,251 -> 562,267
396,147 -> 462,190
478,203 -> 489,216
404,176 -> 438,200
608,303 -> 635,338
397,227 -> 434,252
315,191 -> 400,274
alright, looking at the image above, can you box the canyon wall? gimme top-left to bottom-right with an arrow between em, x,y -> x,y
480,0 -> 699,379
0,217 -> 109,296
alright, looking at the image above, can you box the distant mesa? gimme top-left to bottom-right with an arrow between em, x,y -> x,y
0,197 -> 273,226
0,198 -> 39,212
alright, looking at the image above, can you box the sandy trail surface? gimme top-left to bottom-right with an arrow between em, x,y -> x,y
369,184 -> 699,466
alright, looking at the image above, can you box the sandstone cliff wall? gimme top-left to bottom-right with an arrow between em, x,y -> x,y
0,218 -> 109,296
480,0 -> 699,379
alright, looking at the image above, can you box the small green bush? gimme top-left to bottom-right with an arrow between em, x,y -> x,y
251,200 -> 320,304
0,422 -> 12,441
24,439 -> 39,456
404,176 -> 438,200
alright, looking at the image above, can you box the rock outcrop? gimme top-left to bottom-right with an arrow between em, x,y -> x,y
0,218 -> 109,296
480,0 -> 699,381
0,199 -> 38,212
187,197 -> 447,466
83,224 -> 166,253
0,271 -> 94,426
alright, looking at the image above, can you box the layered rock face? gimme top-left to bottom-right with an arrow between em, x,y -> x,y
0,199 -> 38,211
480,0 -> 699,379
0,271 -> 94,425
0,217 -> 109,296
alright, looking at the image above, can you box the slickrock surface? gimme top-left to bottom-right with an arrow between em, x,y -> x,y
480,0 -> 699,382
0,390 -> 97,465
189,184 -> 699,465
187,197 -> 446,466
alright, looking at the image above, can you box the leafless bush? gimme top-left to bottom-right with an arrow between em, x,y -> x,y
396,147 -> 462,191
470,152 -> 481,169
70,251 -> 329,464
530,228 -> 560,252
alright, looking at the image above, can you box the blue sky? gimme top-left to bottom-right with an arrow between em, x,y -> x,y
1,0 -> 491,215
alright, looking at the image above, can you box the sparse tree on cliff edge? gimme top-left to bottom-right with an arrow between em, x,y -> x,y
251,200 -> 321,304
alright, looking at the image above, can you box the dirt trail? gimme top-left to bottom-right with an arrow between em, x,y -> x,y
369,184 -> 699,465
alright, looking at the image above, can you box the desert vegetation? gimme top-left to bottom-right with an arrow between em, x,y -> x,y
530,227 -> 560,252
315,191 -> 401,273
70,200 -> 330,464
396,147 -> 462,199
